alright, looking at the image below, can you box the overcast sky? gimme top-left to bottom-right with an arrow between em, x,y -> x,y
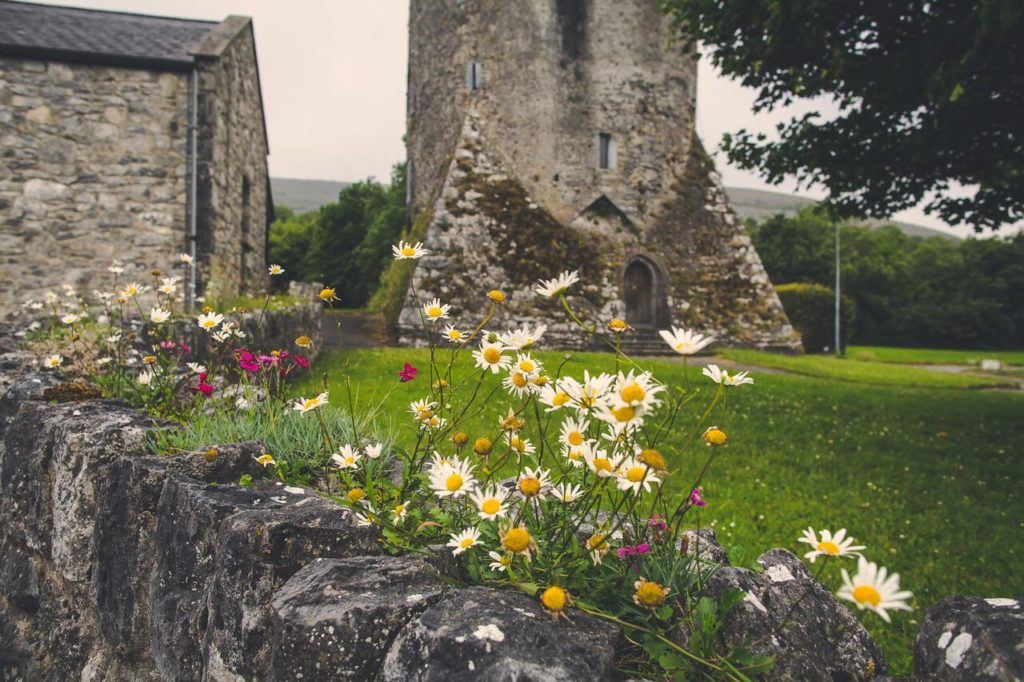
30,0 -> 1010,236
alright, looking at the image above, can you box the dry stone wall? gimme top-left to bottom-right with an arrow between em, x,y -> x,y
1,329 -> 1017,680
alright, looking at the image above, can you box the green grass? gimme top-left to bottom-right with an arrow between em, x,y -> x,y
847,346 -> 1024,366
720,348 -> 1019,389
292,347 -> 1024,675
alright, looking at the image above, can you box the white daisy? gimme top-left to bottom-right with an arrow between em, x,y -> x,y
447,527 -> 481,555
197,312 -> 224,330
136,370 -> 154,386
178,253 -> 194,265
584,448 -> 623,478
559,416 -> 590,449
535,270 -> 580,298
798,527 -> 866,563
392,240 -> 428,260
149,307 -> 171,324
187,362 -> 207,374
501,370 -> 537,398
442,324 -> 469,344
613,370 -> 665,411
516,466 -> 551,498
332,445 -> 362,469
702,364 -> 754,387
538,380 -> 574,412
615,456 -> 662,495
409,398 -> 438,423
428,456 -> 477,498
504,432 -> 535,457
108,263 -> 125,275
837,556 -> 913,622
60,313 -> 81,325
658,326 -> 714,355
268,264 -> 285,276
562,441 -> 592,468
391,501 -> 408,522
512,353 -> 542,377
488,551 -> 512,572
158,276 -> 179,295
43,354 -> 64,369
565,371 -> 614,411
501,324 -> 547,350
472,340 -> 510,374
550,481 -> 584,503
292,392 -> 329,413
470,485 -> 510,521
422,298 -> 451,322
364,442 -> 384,459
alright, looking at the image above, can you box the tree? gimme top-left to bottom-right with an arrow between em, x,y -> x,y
267,206 -> 316,286
661,0 -> 1024,230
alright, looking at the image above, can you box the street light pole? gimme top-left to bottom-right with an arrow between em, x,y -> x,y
834,221 -> 841,357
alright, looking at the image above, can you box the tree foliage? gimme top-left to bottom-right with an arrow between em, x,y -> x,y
749,208 -> 1024,349
268,162 -> 407,307
660,0 -> 1024,230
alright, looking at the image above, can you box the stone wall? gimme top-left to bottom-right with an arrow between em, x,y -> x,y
0,332 -> 1018,680
0,58 -> 190,313
194,17 -> 271,301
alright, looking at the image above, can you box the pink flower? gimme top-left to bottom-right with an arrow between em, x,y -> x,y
159,340 -> 176,351
177,342 -> 192,354
193,372 -> 214,396
237,350 -> 259,373
635,543 -> 650,555
689,487 -> 707,508
648,515 -> 668,531
293,355 -> 310,369
258,354 -> 279,367
398,362 -> 418,382
617,546 -> 634,559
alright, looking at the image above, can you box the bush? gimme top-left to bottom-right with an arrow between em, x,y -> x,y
776,283 -> 855,353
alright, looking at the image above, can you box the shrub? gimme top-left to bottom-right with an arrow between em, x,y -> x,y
776,282 -> 855,353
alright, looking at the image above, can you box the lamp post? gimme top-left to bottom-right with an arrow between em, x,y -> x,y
834,222 -> 842,357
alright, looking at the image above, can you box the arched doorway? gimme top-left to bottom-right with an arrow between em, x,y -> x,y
623,258 -> 656,327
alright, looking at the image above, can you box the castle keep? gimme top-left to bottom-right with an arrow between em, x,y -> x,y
401,0 -> 798,351
0,2 -> 271,313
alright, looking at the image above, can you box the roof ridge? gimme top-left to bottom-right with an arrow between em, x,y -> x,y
1,0 -> 219,26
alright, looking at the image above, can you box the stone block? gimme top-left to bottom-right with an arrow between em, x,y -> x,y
381,586 -> 622,681
271,555 -> 447,680
915,596 -> 1024,680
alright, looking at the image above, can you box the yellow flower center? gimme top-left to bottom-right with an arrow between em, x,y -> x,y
445,473 -> 463,491
704,428 -> 728,446
639,448 -> 666,470
635,581 -> 668,607
512,372 -> 528,388
427,306 -> 442,317
503,527 -> 531,553
295,336 -> 312,347
818,540 -> 841,555
587,534 -> 608,551
474,437 -> 492,456
541,586 -> 567,612
510,436 -> 526,453
626,466 -> 647,483
520,360 -> 535,373
394,504 -> 405,516
481,498 -> 501,515
487,289 -> 506,303
483,347 -> 501,363
417,408 -> 433,421
568,449 -> 584,461
567,431 -> 584,446
302,398 -> 318,410
448,330 -> 463,340
519,477 -> 541,497
552,391 -> 570,406
201,320 -> 215,328
593,457 -> 612,473
460,537 -> 475,548
620,383 -> 646,403
346,488 -> 366,503
611,405 -> 636,422
852,585 -> 882,606
402,246 -> 416,257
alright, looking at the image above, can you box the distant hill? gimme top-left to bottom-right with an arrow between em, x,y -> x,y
724,187 -> 958,240
271,177 -> 956,241
272,177 -> 349,214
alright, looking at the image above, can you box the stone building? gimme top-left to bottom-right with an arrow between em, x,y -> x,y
0,2 -> 272,313
401,0 -> 799,351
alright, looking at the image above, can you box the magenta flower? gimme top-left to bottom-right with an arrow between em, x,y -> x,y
193,372 -> 214,396
293,355 -> 310,369
237,350 -> 259,373
689,487 -> 707,508
635,543 -> 651,555
178,342 -> 192,354
159,340 -> 176,351
648,514 -> 668,531
398,362 -> 418,382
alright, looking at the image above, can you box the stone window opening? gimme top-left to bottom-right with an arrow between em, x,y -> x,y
467,61 -> 483,91
598,132 -> 616,170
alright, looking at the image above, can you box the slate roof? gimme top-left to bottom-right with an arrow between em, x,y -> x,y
0,1 -> 218,70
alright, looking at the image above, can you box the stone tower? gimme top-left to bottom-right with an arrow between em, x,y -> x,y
399,0 -> 799,351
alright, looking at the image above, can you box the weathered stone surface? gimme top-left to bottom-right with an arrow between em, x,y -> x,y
271,555 -> 448,680
205,493 -> 383,679
680,527 -> 730,566
915,596 -> 1024,680
381,586 -> 622,681
148,476 -> 283,681
680,546 -> 886,680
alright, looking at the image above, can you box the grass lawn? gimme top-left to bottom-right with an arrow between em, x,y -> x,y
720,348 -> 1020,389
292,347 -> 1024,675
847,346 -> 1024,366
